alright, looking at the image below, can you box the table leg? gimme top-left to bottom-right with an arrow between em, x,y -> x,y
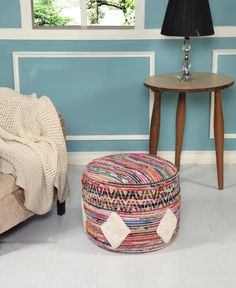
214,90 -> 224,190
175,92 -> 186,170
149,91 -> 161,155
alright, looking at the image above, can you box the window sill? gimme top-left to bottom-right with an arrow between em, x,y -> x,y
0,27 -> 234,40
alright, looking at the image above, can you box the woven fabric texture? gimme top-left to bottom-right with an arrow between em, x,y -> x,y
83,153 -> 177,185
0,88 -> 69,215
82,153 -> 180,253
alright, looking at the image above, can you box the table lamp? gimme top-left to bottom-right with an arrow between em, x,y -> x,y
161,0 -> 214,81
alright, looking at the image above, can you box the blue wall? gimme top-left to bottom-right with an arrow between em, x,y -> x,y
1,0 -> 236,152
0,0 -> 21,28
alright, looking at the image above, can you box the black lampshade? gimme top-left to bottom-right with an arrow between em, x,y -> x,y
161,0 -> 214,37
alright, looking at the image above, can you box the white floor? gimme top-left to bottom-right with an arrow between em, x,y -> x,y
1,165 -> 236,288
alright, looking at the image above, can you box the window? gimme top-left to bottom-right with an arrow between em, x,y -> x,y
32,0 -> 135,28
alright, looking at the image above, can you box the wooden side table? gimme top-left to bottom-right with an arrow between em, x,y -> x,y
144,72 -> 234,190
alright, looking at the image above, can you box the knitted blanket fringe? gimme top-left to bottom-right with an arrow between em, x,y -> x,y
0,88 -> 69,214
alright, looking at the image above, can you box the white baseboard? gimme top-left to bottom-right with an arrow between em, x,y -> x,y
68,151 -> 236,166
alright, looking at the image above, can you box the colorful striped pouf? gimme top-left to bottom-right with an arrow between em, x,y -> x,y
81,153 -> 180,253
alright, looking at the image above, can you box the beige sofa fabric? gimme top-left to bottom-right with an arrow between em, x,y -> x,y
0,173 -> 33,234
0,173 -> 18,200
0,189 -> 33,234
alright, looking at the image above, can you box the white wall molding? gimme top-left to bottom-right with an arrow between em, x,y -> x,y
210,49 -> 236,139
213,26 -> 236,38
68,150 -> 236,165
67,135 -> 149,141
1,26 -> 236,40
13,50 -> 155,142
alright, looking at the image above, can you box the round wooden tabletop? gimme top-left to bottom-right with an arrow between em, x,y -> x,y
144,72 -> 234,93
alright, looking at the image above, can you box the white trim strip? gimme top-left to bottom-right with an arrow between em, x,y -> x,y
68,150 -> 236,165
214,26 -> 236,38
135,0 -> 145,30
20,0 -> 32,29
13,52 -> 20,92
225,134 -> 236,139
80,0 -> 87,27
66,135 -> 149,141
1,27 -> 236,40
12,51 -> 155,58
210,49 -> 236,139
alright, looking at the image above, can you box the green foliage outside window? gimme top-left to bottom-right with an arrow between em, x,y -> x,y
33,0 -> 71,26
87,0 -> 135,25
33,0 -> 135,27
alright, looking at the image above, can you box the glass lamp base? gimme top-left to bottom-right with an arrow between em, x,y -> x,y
177,74 -> 193,81
179,36 -> 193,81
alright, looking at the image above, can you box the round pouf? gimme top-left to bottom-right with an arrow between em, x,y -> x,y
81,153 -> 180,253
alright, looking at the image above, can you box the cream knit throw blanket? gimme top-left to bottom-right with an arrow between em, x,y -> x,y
0,88 -> 69,214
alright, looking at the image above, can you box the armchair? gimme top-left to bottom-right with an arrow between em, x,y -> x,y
0,112 -> 66,235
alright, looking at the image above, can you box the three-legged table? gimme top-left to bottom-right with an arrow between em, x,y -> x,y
144,72 -> 234,190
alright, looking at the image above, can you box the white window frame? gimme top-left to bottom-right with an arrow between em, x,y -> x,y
3,1 -> 233,40
20,0 -> 145,36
